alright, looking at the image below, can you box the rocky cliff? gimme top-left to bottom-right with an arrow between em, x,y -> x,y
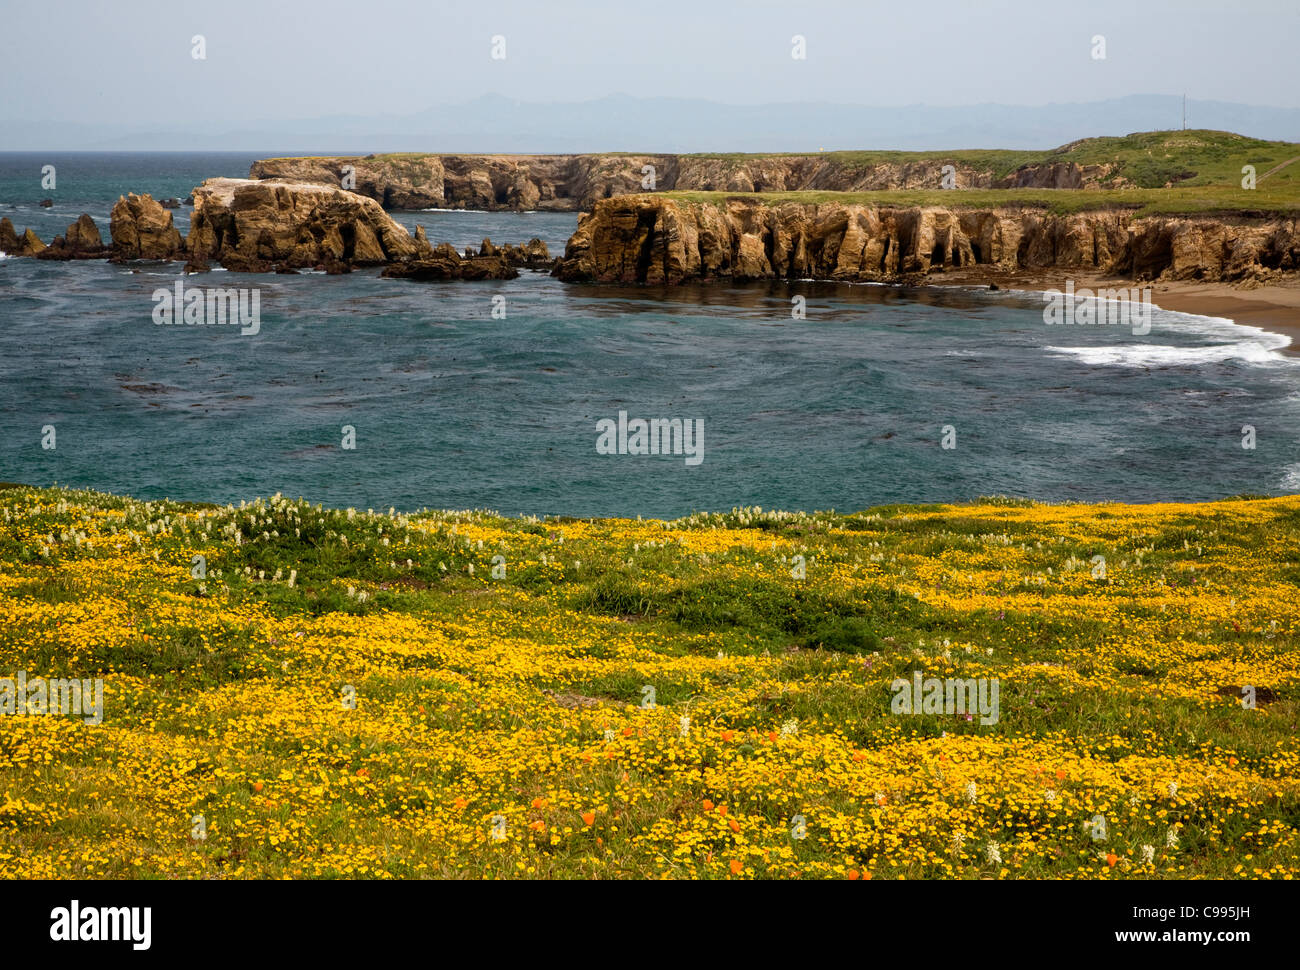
187,177 -> 423,270
34,214 -> 108,260
2,181 -> 544,278
552,195 -> 1300,285
184,178 -> 525,278
110,193 -> 185,260
248,153 -> 1123,212
0,218 -> 49,257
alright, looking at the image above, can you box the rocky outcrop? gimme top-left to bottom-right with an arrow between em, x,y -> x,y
553,195 -> 1300,285
378,235 -> 548,280
35,215 -> 108,260
249,152 -> 1138,212
249,153 -> 668,211
66,214 -> 105,253
1,218 -> 54,257
500,237 -> 551,269
186,177 -> 419,269
110,193 -> 185,260
0,183 -> 554,280
18,228 -> 47,256
380,242 -> 518,281
1,218 -> 23,255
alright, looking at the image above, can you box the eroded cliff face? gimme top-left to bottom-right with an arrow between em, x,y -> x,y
3,180 -> 550,278
110,193 -> 185,260
1,217 -> 50,257
248,154 -> 1124,211
249,154 -> 676,211
34,214 -> 108,260
187,177 -> 422,270
552,195 -> 1300,285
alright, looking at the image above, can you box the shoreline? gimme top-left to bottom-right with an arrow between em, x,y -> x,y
935,263 -> 1300,356
934,267 -> 1300,357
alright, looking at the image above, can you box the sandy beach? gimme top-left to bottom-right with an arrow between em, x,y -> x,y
936,268 -> 1300,355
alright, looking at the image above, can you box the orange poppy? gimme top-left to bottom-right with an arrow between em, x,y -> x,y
581,811 -> 596,826
848,869 -> 860,880
721,730 -> 734,742
702,799 -> 715,812
730,860 -> 743,875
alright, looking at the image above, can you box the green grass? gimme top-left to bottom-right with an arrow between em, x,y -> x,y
663,183 -> 1300,217
685,130 -> 1300,188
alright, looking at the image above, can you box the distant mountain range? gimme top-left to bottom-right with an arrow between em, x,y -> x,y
3,94 -> 1298,153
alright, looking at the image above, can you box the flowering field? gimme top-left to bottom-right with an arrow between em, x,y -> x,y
1,485 -> 1296,879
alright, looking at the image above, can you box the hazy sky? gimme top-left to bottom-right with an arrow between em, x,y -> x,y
7,0 -> 1300,122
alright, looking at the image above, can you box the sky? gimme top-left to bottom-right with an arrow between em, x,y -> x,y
5,0 -> 1300,125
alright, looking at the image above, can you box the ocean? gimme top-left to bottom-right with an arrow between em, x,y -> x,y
1,152 -> 1298,517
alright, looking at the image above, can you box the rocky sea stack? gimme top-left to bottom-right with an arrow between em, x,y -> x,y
110,192 -> 185,261
187,178 -> 419,271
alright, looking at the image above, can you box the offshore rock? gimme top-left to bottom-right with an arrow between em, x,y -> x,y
110,193 -> 185,260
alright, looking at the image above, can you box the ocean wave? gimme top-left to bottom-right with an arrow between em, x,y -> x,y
1045,306 -> 1294,367
1045,336 -> 1292,368
975,286 -> 1295,364
1282,462 -> 1300,491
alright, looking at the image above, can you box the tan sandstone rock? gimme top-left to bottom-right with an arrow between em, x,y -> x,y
110,193 -> 185,259
554,195 -> 1300,286
186,178 -> 418,270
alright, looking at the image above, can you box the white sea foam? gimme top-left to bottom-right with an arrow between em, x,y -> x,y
1281,462 -> 1300,491
1046,338 -> 1290,368
1044,309 -> 1294,368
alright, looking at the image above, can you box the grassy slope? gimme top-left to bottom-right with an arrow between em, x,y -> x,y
685,130 -> 1300,185
668,130 -> 1300,216
1,486 -> 1296,879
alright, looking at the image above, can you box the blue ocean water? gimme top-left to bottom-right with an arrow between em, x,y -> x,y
1,153 -> 1298,517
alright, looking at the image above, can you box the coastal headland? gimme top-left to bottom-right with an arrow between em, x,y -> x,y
3,129 -> 1299,340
